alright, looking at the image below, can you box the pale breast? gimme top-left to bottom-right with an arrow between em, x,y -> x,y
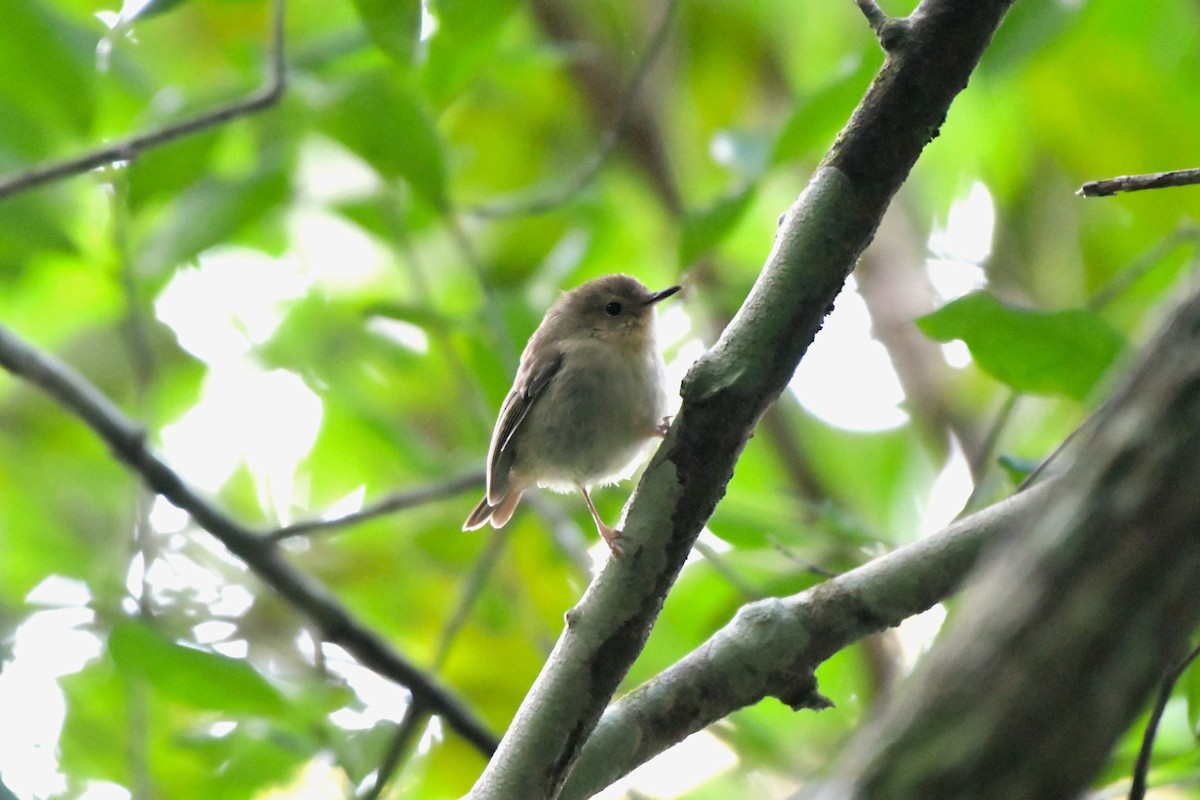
515,340 -> 666,491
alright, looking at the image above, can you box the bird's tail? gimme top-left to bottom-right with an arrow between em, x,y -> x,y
462,490 -> 524,531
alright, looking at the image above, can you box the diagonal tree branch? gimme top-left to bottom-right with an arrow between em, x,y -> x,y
0,322 -> 499,757
559,480 -> 1055,798
467,0 -> 1018,797
0,0 -> 287,201
813,284 -> 1200,798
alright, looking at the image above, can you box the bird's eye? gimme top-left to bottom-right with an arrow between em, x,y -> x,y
604,301 -> 622,316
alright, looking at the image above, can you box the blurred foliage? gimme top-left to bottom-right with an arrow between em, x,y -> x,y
0,0 -> 1198,798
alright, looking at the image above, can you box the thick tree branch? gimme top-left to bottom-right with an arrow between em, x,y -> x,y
467,0 -> 1017,797
814,286 -> 1200,798
0,322 -> 498,757
0,0 -> 286,200
560,481 -> 1054,799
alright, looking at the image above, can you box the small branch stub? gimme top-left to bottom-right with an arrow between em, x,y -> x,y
854,0 -> 908,51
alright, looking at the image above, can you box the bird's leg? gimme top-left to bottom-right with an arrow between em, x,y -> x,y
577,483 -> 624,556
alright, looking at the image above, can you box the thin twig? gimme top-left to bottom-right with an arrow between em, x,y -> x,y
0,0 -> 287,200
693,540 -> 763,601
1078,168 -> 1200,198
445,213 -> 520,374
853,0 -> 908,50
269,471 -> 484,541
468,0 -> 678,219
1088,224 -> 1200,311
854,0 -> 890,34
1016,404 -> 1102,492
433,527 -> 512,668
1129,640 -> 1200,800
1017,231 -> 1200,494
359,699 -> 431,800
362,528 -> 512,798
960,392 -> 1018,510
0,321 -> 498,757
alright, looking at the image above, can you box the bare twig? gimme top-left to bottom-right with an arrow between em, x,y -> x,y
269,471 -> 484,541
0,321 -> 498,757
960,392 -> 1018,509
359,699 -> 431,800
446,213 -> 521,374
1014,229 -> 1200,493
362,528 -> 512,798
433,527 -> 512,667
0,0 -> 287,200
853,0 -> 908,50
1078,168 -> 1200,198
523,0 -> 682,216
693,539 -> 763,601
855,0 -> 890,34
1088,224 -> 1200,310
469,0 -> 678,219
1128,641 -> 1200,800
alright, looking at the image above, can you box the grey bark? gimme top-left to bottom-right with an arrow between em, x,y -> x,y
468,0 -> 1019,796
810,287 -> 1200,799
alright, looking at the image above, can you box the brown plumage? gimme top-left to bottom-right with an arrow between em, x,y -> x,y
463,274 -> 680,555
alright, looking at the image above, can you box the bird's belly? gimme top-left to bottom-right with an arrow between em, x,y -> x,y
517,352 -> 665,490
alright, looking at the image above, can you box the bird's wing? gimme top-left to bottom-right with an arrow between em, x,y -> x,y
485,348 -> 564,503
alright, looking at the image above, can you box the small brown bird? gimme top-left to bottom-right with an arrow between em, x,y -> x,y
463,274 -> 681,555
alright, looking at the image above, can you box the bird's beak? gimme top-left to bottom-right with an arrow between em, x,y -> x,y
646,285 -> 682,306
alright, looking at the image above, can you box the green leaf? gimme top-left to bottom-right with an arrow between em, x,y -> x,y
108,621 -> 288,717
0,194 -> 76,273
135,166 -> 291,277
0,0 -> 95,138
59,658 -> 129,785
772,54 -> 879,166
350,0 -> 423,66
321,73 -> 448,212
422,0 -> 520,106
679,184 -> 756,267
126,129 -> 222,210
916,292 -> 1126,400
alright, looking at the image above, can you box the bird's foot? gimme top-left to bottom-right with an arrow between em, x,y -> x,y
600,522 -> 626,557
655,415 -> 673,437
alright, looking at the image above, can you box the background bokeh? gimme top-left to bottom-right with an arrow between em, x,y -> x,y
2,0 -> 1200,797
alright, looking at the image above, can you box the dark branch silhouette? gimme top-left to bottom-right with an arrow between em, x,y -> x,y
468,0 -> 1020,795
0,321 -> 498,757
0,0 -> 286,201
